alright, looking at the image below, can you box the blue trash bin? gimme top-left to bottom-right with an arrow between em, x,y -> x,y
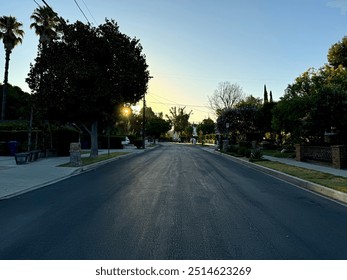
8,141 -> 18,156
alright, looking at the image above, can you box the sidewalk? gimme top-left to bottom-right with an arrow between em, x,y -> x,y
262,155 -> 347,178
0,148 -> 144,200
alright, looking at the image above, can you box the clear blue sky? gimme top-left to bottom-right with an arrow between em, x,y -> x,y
1,0 -> 347,122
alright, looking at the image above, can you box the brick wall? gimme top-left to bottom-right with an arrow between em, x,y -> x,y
296,144 -> 347,169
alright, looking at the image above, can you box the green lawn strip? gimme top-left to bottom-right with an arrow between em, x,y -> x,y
254,160 -> 347,193
59,152 -> 128,167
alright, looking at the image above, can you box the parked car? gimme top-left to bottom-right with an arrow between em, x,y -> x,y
121,136 -> 130,145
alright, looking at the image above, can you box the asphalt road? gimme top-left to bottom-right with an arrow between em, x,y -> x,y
1,143 -> 347,260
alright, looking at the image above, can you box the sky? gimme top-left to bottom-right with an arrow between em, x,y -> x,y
1,0 -> 347,123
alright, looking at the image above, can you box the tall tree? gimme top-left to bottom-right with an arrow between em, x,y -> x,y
216,106 -> 258,142
30,6 -> 62,150
273,64 -> 347,144
236,95 -> 263,109
328,36 -> 347,68
30,6 -> 61,45
166,106 -> 192,136
0,16 -> 24,120
263,84 -> 268,103
146,115 -> 171,143
208,82 -> 244,116
27,20 -> 150,157
197,118 -> 215,135
269,90 -> 273,103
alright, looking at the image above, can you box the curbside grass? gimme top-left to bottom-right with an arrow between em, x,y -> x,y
254,160 -> 347,193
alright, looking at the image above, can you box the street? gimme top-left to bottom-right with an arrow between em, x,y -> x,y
1,143 -> 347,259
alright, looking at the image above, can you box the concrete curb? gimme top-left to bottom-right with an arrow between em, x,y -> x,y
211,149 -> 347,205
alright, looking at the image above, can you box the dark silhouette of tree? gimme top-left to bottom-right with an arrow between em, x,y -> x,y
263,84 -> 268,104
197,118 -> 215,135
166,106 -> 192,136
0,16 -> 24,120
0,83 -> 31,120
217,106 -> 258,142
27,19 -> 150,157
30,5 -> 61,45
269,90 -> 273,103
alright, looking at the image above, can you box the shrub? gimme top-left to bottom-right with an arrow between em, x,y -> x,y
227,145 -> 238,153
238,146 -> 251,157
250,149 -> 263,161
239,141 -> 252,148
133,139 -> 143,149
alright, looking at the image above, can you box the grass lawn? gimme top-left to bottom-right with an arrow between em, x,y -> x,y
59,151 -> 128,167
254,160 -> 347,193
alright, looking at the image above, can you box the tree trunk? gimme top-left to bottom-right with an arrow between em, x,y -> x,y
90,120 -> 98,158
28,107 -> 33,152
1,49 -> 11,120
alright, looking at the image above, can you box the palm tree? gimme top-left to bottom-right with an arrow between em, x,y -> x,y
30,6 -> 60,45
30,6 -> 61,150
0,16 -> 24,120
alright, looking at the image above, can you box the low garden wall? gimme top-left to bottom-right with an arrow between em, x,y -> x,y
296,144 -> 347,169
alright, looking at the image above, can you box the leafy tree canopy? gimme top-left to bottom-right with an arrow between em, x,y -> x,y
27,19 -> 150,156
166,106 -> 192,135
217,106 -> 258,142
197,118 -> 215,135
328,36 -> 347,68
28,19 -> 149,123
274,64 -> 347,144
0,83 -> 31,120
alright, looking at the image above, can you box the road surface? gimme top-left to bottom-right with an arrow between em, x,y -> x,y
1,143 -> 347,259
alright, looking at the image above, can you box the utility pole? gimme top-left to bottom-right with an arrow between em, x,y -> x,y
142,76 -> 152,149
142,93 -> 146,149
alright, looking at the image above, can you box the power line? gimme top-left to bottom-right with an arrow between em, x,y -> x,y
149,101 -> 210,110
147,94 -> 211,115
150,93 -> 209,108
33,0 -> 41,7
41,0 -> 67,27
73,0 -> 90,24
81,0 -> 97,25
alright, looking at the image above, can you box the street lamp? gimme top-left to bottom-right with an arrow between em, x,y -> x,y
142,76 -> 153,149
122,106 -> 132,117
121,105 -> 132,136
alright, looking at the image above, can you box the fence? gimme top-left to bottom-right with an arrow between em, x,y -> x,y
296,144 -> 347,169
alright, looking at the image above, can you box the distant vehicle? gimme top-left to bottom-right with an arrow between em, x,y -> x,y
121,137 -> 130,145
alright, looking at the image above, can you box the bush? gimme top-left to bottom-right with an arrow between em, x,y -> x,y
133,139 -> 143,149
226,145 -> 238,153
238,146 -> 251,157
239,141 -> 252,148
250,149 -> 263,161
